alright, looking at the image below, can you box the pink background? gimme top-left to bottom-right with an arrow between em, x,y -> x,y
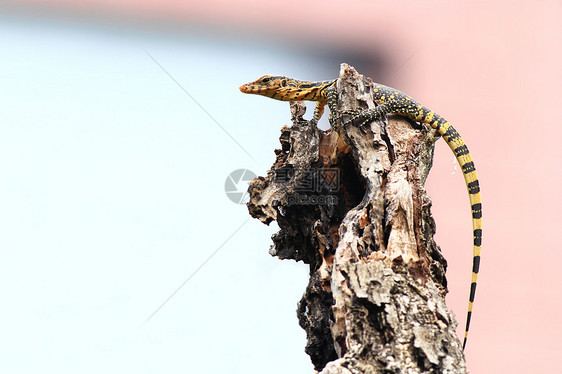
5,1 -> 562,372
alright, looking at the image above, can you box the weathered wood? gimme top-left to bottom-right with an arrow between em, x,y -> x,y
247,64 -> 466,373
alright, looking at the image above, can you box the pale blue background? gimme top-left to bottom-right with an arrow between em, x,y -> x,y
0,14 -> 339,373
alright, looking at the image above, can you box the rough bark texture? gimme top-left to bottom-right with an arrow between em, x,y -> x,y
247,64 -> 467,373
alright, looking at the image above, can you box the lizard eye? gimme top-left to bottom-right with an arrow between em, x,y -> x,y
261,77 -> 271,83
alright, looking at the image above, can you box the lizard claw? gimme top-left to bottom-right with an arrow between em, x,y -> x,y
339,109 -> 373,128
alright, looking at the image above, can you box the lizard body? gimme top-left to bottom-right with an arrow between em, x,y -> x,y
240,75 -> 482,350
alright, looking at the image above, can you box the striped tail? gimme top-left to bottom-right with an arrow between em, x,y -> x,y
430,115 -> 482,351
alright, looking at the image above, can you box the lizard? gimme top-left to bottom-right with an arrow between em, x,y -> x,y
239,75 -> 482,350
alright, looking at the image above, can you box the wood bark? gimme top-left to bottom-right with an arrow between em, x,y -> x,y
247,64 -> 467,373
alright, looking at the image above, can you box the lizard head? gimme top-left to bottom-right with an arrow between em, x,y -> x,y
239,75 -> 300,101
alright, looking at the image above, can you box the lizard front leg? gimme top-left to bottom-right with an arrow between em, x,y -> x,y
311,101 -> 326,126
347,103 -> 393,127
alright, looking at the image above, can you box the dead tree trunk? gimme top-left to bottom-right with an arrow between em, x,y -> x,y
247,64 -> 467,373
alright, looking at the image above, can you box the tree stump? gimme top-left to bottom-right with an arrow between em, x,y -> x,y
247,64 -> 467,373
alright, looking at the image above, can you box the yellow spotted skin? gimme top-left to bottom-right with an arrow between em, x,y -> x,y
240,76 -> 482,350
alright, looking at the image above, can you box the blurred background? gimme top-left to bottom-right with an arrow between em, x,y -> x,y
0,1 -> 560,373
